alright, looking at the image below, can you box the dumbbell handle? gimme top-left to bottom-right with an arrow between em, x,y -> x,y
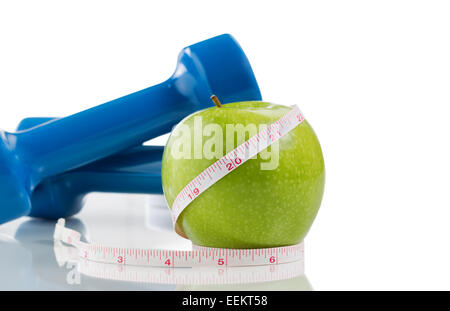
63,145 -> 163,194
12,81 -> 188,187
17,117 -> 164,218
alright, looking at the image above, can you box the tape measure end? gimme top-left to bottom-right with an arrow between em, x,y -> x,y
57,218 -> 66,227
53,218 -> 66,241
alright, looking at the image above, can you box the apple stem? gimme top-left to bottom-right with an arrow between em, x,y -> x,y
210,95 -> 222,108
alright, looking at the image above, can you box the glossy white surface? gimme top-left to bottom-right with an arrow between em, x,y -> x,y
0,193 -> 311,291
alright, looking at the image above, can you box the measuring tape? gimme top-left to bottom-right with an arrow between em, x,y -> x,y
54,239 -> 304,285
54,219 -> 303,268
53,105 -> 306,270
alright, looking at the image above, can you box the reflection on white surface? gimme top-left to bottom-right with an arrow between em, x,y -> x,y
0,234 -> 34,290
145,195 -> 173,232
0,193 -> 312,290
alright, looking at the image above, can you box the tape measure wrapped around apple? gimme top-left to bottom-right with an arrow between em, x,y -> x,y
163,96 -> 325,249
53,97 -> 324,267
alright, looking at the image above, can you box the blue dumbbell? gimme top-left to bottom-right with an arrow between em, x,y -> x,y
18,116 -> 163,220
19,120 -> 168,225
0,34 -> 261,224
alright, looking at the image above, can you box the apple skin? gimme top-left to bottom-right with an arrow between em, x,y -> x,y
162,101 -> 325,248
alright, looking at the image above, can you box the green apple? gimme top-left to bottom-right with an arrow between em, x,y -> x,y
161,101 -> 325,248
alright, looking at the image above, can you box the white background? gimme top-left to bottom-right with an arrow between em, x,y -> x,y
1,1 -> 450,290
